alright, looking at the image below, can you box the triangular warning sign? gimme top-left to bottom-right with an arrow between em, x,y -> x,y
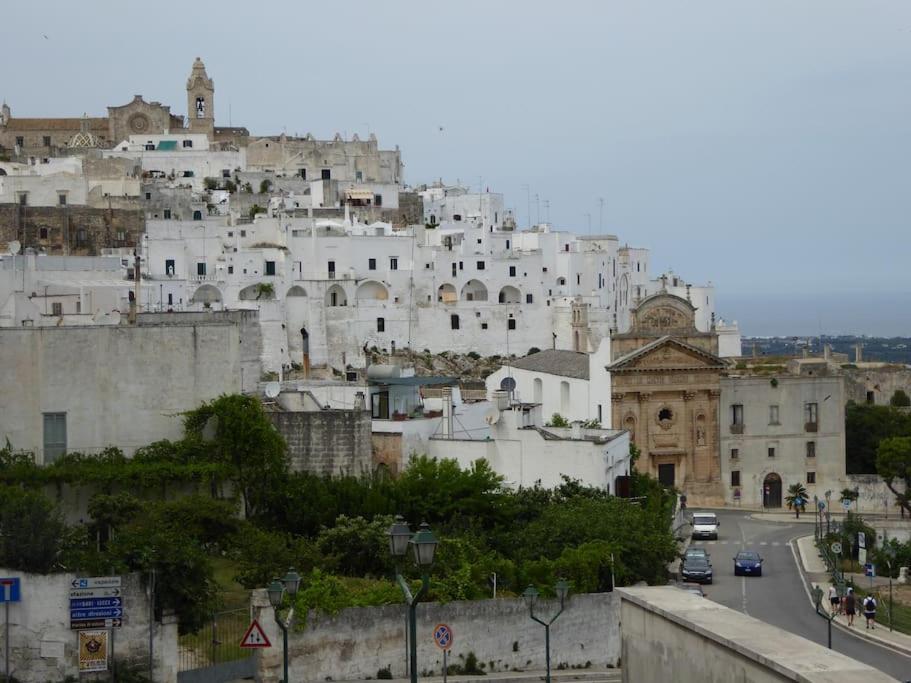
239,619 -> 272,648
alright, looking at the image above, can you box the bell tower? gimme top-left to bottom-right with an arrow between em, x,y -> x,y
186,57 -> 214,138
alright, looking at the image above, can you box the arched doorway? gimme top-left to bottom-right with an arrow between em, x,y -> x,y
763,473 -> 782,508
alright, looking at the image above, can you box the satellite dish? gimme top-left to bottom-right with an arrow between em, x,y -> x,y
264,382 -> 281,399
484,408 -> 501,425
8,240 -> 21,255
500,376 -> 517,392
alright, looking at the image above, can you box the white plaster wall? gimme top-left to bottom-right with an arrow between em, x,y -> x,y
252,591 -> 620,683
0,323 -> 243,460
0,569 -> 177,683
0,172 -> 88,206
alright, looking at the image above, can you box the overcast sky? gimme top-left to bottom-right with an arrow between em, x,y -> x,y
5,1 -> 910,336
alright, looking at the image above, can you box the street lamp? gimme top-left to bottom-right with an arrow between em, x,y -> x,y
885,544 -> 897,632
523,580 -> 570,683
811,584 -> 836,649
267,568 -> 301,683
388,518 -> 438,683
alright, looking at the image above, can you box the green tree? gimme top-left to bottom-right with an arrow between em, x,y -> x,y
876,436 -> 911,516
183,394 -> 288,518
785,482 -> 809,518
845,403 -> 911,473
203,177 -> 217,191
546,414 -> 570,428
0,486 -> 66,572
259,179 -> 273,194
316,515 -> 394,577
890,389 -> 911,407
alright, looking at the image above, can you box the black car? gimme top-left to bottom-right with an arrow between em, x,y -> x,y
680,556 -> 713,584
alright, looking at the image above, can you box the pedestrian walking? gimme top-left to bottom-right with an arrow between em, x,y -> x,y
844,588 -> 856,627
863,593 -> 877,629
828,585 -> 840,615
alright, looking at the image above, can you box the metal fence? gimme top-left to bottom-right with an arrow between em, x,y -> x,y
178,608 -> 254,683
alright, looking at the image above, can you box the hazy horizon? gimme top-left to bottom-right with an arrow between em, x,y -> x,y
3,1 -> 910,336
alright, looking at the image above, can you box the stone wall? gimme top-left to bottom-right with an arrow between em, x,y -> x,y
843,366 -> 911,407
372,431 -> 403,474
0,203 -> 144,255
251,591 -> 620,683
269,408 -> 372,475
618,586 -> 893,682
0,568 -> 177,683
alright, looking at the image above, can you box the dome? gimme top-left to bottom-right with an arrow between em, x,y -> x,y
68,131 -> 99,148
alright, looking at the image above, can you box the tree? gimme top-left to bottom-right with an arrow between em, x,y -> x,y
183,394 -> 288,518
876,436 -> 911,517
546,414 -> 570,428
0,486 -> 66,572
891,389 -> 911,407
845,403 -> 911,473
259,179 -> 273,194
785,482 -> 808,518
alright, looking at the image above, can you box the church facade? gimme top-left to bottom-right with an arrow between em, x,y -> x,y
608,292 -> 727,504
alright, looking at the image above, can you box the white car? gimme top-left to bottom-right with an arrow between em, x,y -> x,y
691,512 -> 719,540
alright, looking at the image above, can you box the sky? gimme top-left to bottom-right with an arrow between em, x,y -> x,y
4,1 -> 910,336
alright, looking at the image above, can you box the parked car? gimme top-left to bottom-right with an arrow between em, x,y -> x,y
680,556 -> 713,584
733,550 -> 763,576
684,547 -> 710,562
691,512 -> 719,540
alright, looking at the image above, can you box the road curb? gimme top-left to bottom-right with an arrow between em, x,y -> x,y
790,534 -> 911,658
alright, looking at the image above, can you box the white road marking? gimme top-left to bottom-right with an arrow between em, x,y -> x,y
772,542 -> 781,546
760,541 -> 768,546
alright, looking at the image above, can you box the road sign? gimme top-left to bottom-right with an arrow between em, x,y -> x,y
842,499 -> 852,511
70,608 -> 123,620
864,563 -> 876,578
433,623 -> 454,650
70,576 -> 121,590
70,598 -> 122,610
69,588 -> 121,599
71,618 -> 122,630
831,542 -> 842,555
239,619 -> 271,648
78,629 -> 108,673
818,500 -> 825,510
858,531 -> 866,550
0,577 -> 21,603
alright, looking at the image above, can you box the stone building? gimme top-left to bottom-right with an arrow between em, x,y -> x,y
608,292 -> 727,504
0,203 -> 144,256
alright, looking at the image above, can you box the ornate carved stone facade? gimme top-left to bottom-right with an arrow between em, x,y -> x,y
608,292 -> 727,504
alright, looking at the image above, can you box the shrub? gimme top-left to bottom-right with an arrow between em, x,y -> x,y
546,414 -> 570,428
891,389 -> 911,407
260,179 -> 273,194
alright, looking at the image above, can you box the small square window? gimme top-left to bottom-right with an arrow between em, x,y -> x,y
368,258 -> 376,270
807,471 -> 816,484
51,302 -> 63,316
18,193 -> 27,206
145,192 -> 152,200
57,193 -> 66,206
806,441 -> 816,458
768,446 -> 776,458
731,448 -> 739,459
182,139 -> 193,148
43,136 -> 51,146
164,209 -> 172,219
476,261 -> 485,270
731,470 -> 741,487
197,262 -> 207,276
390,257 -> 398,271
509,266 -> 516,277
769,405 -> 779,425
265,261 -> 276,276
481,322 -> 488,330
377,317 -> 385,332
240,230 -> 247,237
39,228 -> 48,239
321,168 -> 331,180
450,314 -> 460,330
15,136 -> 24,147
508,319 -> 516,330
526,294 -> 533,304
228,265 -> 234,274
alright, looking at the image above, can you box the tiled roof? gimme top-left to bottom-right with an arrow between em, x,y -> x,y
510,349 -> 589,380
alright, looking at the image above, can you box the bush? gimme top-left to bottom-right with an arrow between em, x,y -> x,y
260,179 -> 273,194
891,389 -> 911,407
546,414 -> 570,428
204,177 -> 218,191
0,486 -> 66,572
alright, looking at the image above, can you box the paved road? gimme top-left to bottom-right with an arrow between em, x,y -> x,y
686,508 -> 911,680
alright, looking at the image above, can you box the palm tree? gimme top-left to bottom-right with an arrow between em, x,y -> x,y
786,482 -> 809,518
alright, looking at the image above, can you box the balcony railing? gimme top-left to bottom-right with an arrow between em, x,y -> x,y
729,423 -> 744,435
805,422 -> 818,433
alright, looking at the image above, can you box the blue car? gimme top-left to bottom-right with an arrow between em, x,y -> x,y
734,550 -> 763,577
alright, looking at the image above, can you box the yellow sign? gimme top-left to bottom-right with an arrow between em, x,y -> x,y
78,629 -> 108,673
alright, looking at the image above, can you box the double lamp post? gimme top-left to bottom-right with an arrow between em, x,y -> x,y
387,516 -> 439,683
267,568 -> 302,683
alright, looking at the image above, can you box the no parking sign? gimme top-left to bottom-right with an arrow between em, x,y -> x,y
433,623 -> 453,650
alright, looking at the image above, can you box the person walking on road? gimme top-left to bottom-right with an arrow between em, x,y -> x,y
863,593 -> 877,629
844,588 -> 856,627
829,585 -> 841,615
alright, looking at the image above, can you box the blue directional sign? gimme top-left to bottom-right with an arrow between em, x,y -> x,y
864,563 -> 876,578
0,577 -> 21,603
69,608 -> 123,620
69,598 -> 122,610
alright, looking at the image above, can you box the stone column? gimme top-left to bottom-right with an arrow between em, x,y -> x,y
638,392 -> 651,476
683,391 -> 697,482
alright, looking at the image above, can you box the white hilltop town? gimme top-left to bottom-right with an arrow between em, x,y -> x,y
2,54 -> 911,683
0,57 -> 877,507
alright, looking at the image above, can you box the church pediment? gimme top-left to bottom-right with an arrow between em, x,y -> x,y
608,336 -> 725,372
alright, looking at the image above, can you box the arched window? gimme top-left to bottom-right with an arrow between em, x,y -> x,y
560,381 -> 570,413
533,378 -> 543,403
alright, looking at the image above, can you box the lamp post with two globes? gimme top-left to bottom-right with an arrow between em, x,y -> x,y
522,580 -> 570,683
266,568 -> 302,683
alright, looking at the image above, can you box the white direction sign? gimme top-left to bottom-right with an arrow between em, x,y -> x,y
69,588 -> 122,599
70,576 -> 121,590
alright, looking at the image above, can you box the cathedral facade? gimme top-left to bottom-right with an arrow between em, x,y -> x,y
608,292 -> 727,505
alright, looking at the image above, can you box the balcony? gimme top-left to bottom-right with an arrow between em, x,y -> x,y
805,422 -> 818,433
729,423 -> 744,435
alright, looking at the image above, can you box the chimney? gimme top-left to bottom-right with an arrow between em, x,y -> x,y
492,390 -> 509,411
441,387 -> 453,439
570,421 -> 583,440
855,343 -> 863,364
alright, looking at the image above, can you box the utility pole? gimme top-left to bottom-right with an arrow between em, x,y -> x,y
521,184 -> 531,229
129,249 -> 141,324
599,197 -> 604,232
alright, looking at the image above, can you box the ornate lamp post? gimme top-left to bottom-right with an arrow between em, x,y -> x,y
387,517 -> 438,683
522,580 -> 570,683
267,568 -> 301,683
